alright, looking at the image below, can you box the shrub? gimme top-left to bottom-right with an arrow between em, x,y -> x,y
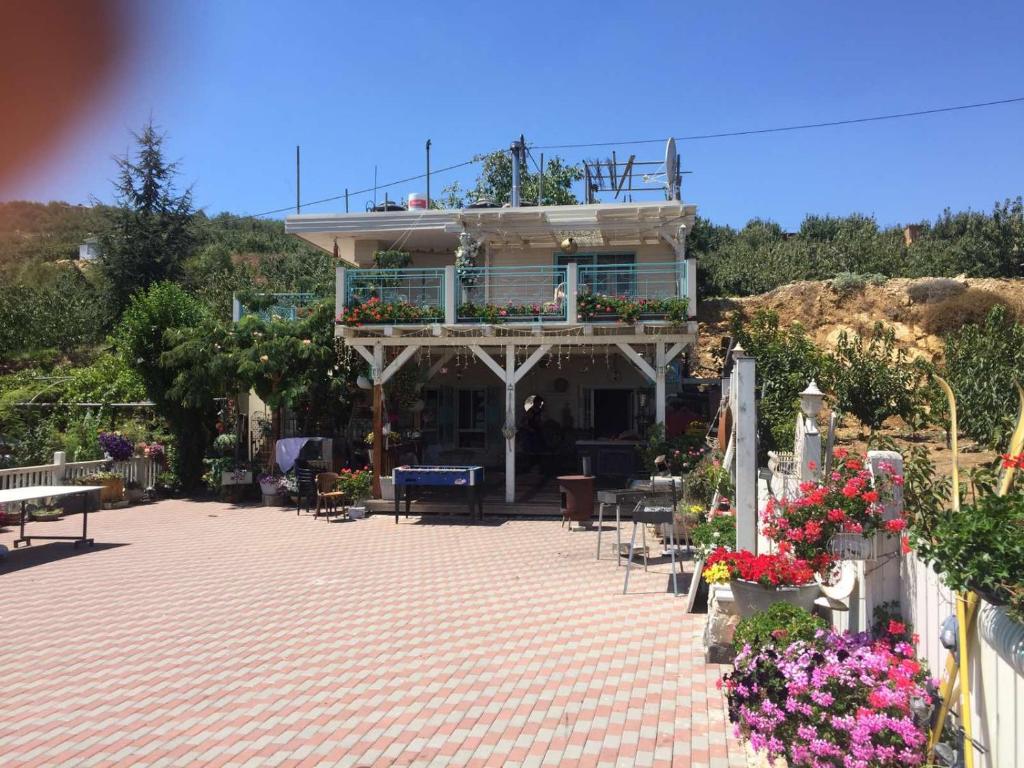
831,323 -> 922,432
943,304 -> 1024,447
691,514 -> 735,560
732,602 -> 828,653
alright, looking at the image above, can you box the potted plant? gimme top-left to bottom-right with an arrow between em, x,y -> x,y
77,471 -> 125,503
691,513 -> 736,561
337,467 -> 372,518
761,449 -> 904,562
98,431 -> 134,462
703,548 -> 828,617
124,480 -> 146,503
30,506 -> 63,522
258,473 -> 284,497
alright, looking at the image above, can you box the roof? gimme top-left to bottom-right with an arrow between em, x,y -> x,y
285,201 -> 697,253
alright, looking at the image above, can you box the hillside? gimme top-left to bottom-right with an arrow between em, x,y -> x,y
696,275 -> 1024,375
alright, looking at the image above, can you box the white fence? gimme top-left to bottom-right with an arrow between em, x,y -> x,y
0,452 -> 161,491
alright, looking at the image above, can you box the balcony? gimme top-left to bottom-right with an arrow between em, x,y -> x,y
233,292 -> 317,322
336,262 -> 692,328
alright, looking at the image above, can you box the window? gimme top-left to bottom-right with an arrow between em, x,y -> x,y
457,389 -> 487,449
556,253 -> 635,295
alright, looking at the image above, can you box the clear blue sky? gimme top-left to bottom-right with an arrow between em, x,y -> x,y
5,0 -> 1023,229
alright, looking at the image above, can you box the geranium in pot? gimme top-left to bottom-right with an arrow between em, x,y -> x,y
761,449 -> 904,562
338,467 -> 372,518
703,547 -> 829,617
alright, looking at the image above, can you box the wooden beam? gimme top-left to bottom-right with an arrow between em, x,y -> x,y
666,341 -> 687,363
469,345 -> 507,382
379,345 -> 418,385
426,351 -> 454,380
341,331 -> 696,348
350,345 -> 375,368
615,342 -> 656,382
512,344 -> 552,385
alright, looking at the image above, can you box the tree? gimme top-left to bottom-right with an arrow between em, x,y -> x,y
431,151 -> 582,208
99,121 -> 195,313
115,282 -> 218,491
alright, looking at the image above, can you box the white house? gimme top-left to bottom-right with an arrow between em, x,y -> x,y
285,200 -> 699,502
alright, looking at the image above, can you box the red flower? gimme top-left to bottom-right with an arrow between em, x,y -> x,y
884,518 -> 906,533
900,535 -> 912,555
887,619 -> 906,636
861,490 -> 880,503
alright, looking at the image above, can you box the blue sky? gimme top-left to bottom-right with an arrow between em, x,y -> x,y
5,0 -> 1023,229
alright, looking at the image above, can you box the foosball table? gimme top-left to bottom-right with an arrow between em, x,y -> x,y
392,465 -> 485,523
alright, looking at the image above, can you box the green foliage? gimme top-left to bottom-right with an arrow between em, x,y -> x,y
733,603 -> 829,653
913,491 -> 1024,622
691,514 -> 736,560
99,122 -> 196,314
943,304 -> 1024,447
685,451 -> 735,507
438,151 -> 583,208
693,198 -> 1024,298
729,310 -> 832,453
372,249 -> 412,269
640,423 -> 708,476
831,324 -> 922,432
0,200 -> 107,274
115,283 -> 216,490
830,272 -> 887,297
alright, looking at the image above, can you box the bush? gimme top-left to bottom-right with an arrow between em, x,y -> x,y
831,323 -> 922,432
691,514 -> 735,560
943,304 -> 1024,447
830,272 -> 886,297
732,603 -> 828,653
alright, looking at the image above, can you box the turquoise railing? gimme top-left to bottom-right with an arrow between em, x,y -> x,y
237,292 -> 316,322
343,268 -> 446,319
457,265 -> 567,323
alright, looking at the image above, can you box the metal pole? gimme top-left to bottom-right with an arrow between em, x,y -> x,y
295,145 -> 301,214
425,139 -> 432,207
510,136 -> 522,207
538,152 -> 544,205
345,188 -> 349,213
373,165 -> 377,210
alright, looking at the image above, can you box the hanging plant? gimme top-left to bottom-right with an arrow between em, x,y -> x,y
455,231 -> 483,287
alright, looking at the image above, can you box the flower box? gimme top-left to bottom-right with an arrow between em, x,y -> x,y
729,578 -> 820,618
221,470 -> 252,486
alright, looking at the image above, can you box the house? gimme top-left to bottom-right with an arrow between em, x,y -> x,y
284,199 -> 699,502
78,236 -> 100,262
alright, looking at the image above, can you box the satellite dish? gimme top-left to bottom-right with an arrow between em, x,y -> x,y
665,138 -> 679,200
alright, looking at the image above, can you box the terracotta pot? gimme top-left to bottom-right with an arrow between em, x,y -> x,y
97,477 -> 125,503
730,579 -> 820,618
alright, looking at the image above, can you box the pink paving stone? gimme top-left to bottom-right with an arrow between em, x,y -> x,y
0,500 -> 746,767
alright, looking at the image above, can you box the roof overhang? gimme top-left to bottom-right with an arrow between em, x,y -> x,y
285,201 -> 697,253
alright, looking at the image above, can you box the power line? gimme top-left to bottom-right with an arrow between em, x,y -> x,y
530,95 -> 1024,150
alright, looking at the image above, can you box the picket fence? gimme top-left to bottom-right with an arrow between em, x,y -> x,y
0,451 -> 161,492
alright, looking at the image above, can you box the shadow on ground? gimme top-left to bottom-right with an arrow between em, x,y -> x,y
1,542 -> 128,574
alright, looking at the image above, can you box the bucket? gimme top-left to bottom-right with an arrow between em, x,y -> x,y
408,193 -> 428,210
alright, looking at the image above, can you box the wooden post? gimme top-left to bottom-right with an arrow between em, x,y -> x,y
372,345 -> 384,498
732,345 -> 757,553
444,265 -> 456,325
655,341 -> 667,426
52,451 -> 66,485
505,345 -> 516,504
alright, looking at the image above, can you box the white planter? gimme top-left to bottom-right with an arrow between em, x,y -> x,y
730,579 -> 821,619
378,476 -> 394,501
348,506 -> 367,519
221,470 -> 252,486
259,480 -> 281,496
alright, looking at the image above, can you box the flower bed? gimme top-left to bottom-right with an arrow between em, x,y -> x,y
703,548 -> 827,587
578,294 -> 688,323
337,297 -> 443,325
722,620 -> 932,768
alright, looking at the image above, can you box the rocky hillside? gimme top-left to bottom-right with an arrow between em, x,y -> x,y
695,276 -> 1024,375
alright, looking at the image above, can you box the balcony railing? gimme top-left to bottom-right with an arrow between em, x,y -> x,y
457,265 -> 567,323
336,260 -> 693,326
233,292 -> 316,322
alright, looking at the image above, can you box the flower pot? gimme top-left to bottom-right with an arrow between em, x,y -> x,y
259,480 -> 281,496
348,505 -> 367,519
827,533 -> 876,561
378,476 -> 394,501
97,477 -> 125,503
730,578 -> 820,618
125,488 -> 145,504
221,470 -> 253,486
30,509 -> 62,522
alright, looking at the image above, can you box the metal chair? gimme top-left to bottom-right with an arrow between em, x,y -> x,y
623,479 -> 680,596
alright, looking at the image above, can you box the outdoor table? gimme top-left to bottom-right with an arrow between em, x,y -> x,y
0,485 -> 103,549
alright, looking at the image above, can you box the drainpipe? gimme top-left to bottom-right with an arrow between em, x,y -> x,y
510,135 -> 523,207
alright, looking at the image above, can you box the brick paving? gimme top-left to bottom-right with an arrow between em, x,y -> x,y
0,500 -> 745,767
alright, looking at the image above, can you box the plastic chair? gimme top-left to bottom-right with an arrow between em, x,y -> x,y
295,462 -> 317,515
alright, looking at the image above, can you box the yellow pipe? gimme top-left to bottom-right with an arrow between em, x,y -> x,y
997,382 -> 1024,496
957,591 -> 978,768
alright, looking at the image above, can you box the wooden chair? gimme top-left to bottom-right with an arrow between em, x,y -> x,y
315,472 -> 346,520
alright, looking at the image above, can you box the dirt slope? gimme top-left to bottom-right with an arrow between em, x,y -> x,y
695,276 -> 1024,376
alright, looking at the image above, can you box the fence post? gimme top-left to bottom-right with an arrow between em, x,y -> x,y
335,266 -> 346,316
732,345 -> 758,553
53,451 -> 66,484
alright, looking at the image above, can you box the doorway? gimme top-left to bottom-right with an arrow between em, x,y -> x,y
593,389 -> 633,438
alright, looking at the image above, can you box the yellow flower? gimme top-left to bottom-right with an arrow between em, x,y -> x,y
702,562 -> 732,585
260,355 -> 269,363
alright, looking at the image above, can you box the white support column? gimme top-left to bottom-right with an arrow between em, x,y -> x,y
565,262 -> 578,323
336,266 -> 346,314
231,294 -> 242,322
732,345 -> 758,553
655,341 -> 667,426
52,451 -> 66,484
685,258 -> 697,319
444,265 -> 457,324
505,345 -> 516,504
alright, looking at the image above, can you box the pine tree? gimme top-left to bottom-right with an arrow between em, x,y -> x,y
99,121 -> 195,313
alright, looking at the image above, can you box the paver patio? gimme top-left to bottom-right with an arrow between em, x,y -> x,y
0,500 -> 746,767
